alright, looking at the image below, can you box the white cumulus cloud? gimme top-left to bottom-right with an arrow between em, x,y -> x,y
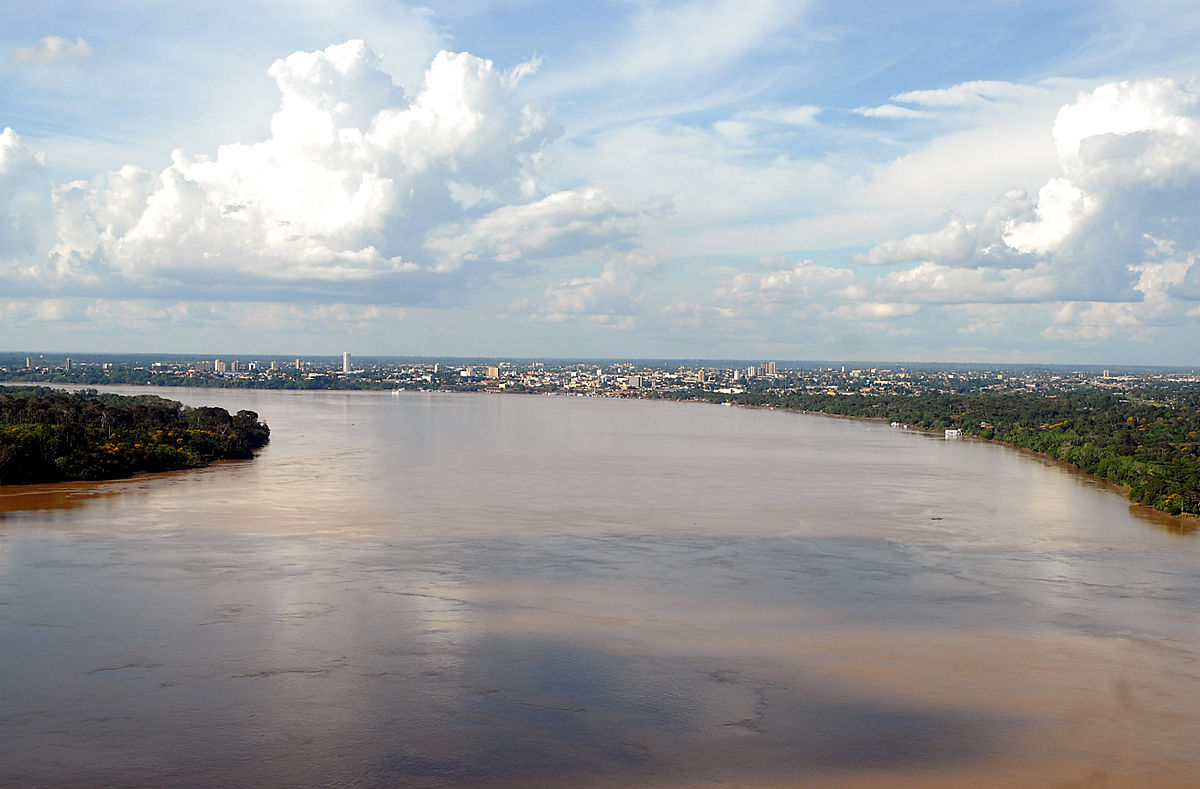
425,188 -> 657,273
12,36 -> 93,65
516,253 -> 658,324
858,78 -> 1200,306
830,302 -> 920,320
30,40 -> 615,303
713,259 -> 855,315
0,128 -> 46,260
852,191 -> 1038,268
688,79 -> 1200,357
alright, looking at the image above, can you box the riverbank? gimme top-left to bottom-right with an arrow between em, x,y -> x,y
662,389 -> 1200,522
10,381 -> 1199,526
0,386 -> 269,485
824,406 -> 1198,532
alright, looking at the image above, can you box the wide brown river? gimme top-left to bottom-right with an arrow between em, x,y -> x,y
2,387 -> 1198,788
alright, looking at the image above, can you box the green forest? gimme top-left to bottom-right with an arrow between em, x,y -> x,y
0,387 -> 270,485
663,386 -> 1200,517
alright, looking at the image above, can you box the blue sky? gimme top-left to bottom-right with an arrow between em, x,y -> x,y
3,0 -> 1200,363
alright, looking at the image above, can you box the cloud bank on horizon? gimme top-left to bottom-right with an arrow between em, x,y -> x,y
3,0 -> 1200,363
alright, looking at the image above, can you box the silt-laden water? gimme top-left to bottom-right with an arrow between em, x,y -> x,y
1,387 -> 1197,787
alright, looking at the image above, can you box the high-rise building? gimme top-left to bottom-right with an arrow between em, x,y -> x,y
214,359 -> 227,373
486,365 -> 500,379
64,357 -> 72,371
343,352 -> 351,373
761,361 -> 777,375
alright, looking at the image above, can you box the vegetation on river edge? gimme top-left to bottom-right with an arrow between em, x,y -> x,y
0,387 -> 270,485
4,377 -> 1198,517
658,386 -> 1200,516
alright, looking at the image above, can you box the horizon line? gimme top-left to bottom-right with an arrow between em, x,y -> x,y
4,350 -> 1198,371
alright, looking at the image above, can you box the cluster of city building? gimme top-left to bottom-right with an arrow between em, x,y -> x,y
7,352 -> 1200,397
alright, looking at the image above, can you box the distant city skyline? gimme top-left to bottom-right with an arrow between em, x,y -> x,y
4,2 -> 1200,364
9,350 -> 1198,375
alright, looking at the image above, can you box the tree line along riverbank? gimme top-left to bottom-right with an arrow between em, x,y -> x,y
4,380 -> 1198,518
656,386 -> 1200,517
0,387 -> 270,485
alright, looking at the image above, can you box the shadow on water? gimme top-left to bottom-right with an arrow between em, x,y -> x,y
354,635 -> 1014,788
4,497 -> 1198,787
0,532 -> 1042,788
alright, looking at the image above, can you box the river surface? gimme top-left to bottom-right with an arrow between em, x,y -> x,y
1,386 -> 1198,788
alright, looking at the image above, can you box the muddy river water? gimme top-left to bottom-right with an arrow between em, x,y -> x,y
1,387 -> 1198,787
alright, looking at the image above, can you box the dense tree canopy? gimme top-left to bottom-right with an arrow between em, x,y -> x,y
0,387 -> 270,485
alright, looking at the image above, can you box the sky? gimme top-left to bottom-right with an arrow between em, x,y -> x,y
3,0 -> 1200,363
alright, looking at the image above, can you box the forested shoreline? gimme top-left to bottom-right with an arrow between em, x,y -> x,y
5,379 -> 1198,517
0,387 -> 270,485
658,387 -> 1200,517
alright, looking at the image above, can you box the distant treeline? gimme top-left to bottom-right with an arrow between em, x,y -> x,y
658,387 -> 1200,517
0,387 -> 270,485
0,368 -> 486,392
0,368 -> 387,390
